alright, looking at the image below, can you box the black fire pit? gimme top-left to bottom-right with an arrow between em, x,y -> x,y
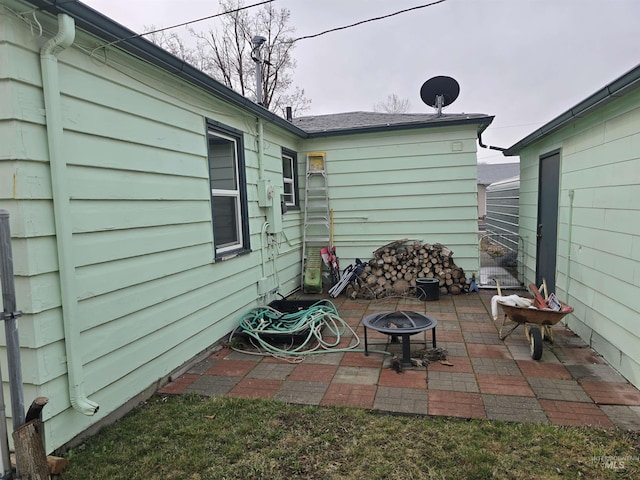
363,311 -> 437,367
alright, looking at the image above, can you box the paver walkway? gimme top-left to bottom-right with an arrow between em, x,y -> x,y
159,290 -> 640,430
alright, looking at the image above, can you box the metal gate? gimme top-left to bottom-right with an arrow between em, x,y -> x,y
478,233 -> 524,288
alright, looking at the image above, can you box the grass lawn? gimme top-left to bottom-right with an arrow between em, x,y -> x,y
59,394 -> 639,480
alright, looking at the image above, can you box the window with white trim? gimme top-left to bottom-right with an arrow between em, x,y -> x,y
207,120 -> 250,258
282,148 -> 299,209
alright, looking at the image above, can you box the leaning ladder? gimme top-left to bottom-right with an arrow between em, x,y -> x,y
301,152 -> 330,292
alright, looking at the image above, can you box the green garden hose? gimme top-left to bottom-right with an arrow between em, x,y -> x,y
229,299 -> 390,362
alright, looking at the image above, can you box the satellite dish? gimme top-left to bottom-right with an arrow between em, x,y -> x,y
420,76 -> 460,116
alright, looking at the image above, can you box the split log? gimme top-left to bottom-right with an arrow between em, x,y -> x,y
392,279 -> 409,293
373,239 -> 409,257
47,456 -> 70,475
13,420 -> 49,480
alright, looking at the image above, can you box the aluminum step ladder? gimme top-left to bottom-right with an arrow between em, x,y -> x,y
302,152 -> 330,292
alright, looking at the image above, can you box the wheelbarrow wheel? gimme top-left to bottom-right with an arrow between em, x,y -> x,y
529,327 -> 543,360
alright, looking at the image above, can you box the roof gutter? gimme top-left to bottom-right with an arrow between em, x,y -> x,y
505,63 -> 640,156
305,115 -> 494,138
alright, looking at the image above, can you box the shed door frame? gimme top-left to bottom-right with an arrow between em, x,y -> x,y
535,150 -> 560,293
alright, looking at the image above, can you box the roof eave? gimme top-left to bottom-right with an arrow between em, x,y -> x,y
23,1 -> 494,140
504,63 -> 640,156
25,0 -> 308,137
305,115 -> 494,138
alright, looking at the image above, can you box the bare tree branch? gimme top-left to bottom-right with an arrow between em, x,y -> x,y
146,0 -> 310,117
374,94 -> 411,113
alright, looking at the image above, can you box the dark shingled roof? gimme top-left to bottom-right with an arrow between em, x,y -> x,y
477,162 -> 520,186
293,111 -> 493,136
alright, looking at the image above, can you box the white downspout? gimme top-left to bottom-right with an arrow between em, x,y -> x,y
564,189 -> 575,329
40,14 -> 99,415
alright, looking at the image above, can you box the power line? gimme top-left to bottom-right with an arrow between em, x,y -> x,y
94,0 -> 274,51
293,0 -> 449,42
488,121 -> 545,130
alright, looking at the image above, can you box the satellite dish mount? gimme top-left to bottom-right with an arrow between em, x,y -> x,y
434,94 -> 445,115
420,76 -> 460,117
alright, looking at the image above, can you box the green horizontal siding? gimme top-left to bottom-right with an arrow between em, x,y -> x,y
334,205 -> 475,222
0,80 -> 46,125
0,121 -> 49,161
73,224 -> 212,266
329,165 -> 477,187
65,131 -> 206,177
12,308 -> 64,349
63,96 -> 205,155
75,256 -> 256,332
0,160 -> 53,200
304,128 -> 481,272
70,200 -> 211,232
0,199 -> 56,236
1,10 -> 303,452
68,166 -> 208,200
326,142 -> 477,167
75,244 -> 215,299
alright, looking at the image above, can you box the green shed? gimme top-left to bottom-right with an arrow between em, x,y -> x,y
504,63 -> 640,389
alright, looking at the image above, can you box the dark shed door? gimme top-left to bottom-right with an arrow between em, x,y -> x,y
536,152 -> 560,293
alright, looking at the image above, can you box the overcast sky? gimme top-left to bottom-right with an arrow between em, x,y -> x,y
81,0 -> 639,163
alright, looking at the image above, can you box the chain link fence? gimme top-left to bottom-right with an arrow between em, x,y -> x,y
478,233 -> 524,289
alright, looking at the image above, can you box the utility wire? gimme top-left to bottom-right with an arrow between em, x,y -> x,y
94,0 -> 274,51
488,121 -> 545,130
92,0 -> 448,52
293,0 -> 449,42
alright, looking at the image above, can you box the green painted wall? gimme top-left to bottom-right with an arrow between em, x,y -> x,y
517,86 -> 640,388
1,5 -> 301,451
303,128 -> 481,273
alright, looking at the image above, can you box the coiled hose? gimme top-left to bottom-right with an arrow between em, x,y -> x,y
229,299 -> 390,363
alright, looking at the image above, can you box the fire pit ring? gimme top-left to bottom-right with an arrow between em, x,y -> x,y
363,311 -> 437,367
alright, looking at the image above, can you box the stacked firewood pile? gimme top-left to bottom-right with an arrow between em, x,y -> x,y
345,239 -> 469,299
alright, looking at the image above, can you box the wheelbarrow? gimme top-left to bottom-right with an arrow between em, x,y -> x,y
496,282 -> 573,360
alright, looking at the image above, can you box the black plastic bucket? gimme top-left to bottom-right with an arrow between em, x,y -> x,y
416,277 -> 439,301
267,300 -> 317,313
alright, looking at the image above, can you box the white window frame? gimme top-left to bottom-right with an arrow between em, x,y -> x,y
282,148 -> 298,208
207,121 -> 250,259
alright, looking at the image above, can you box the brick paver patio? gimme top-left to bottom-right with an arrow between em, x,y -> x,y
157,290 -> 640,430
